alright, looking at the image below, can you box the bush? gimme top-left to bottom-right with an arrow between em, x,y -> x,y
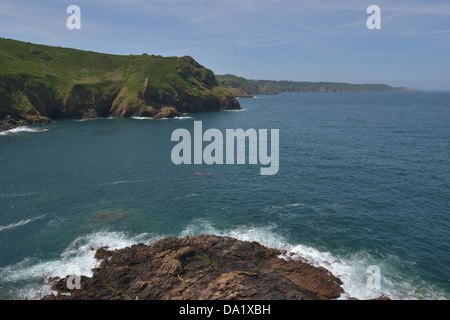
29,47 -> 40,55
41,52 -> 52,61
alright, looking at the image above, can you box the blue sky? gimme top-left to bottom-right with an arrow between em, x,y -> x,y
1,0 -> 449,90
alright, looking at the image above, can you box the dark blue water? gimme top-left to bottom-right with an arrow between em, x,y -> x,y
1,92 -> 449,299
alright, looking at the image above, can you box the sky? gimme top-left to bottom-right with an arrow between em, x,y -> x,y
1,0 -> 449,90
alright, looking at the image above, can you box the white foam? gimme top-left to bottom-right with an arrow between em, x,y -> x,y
223,108 -> 246,112
75,118 -> 102,122
131,116 -> 193,120
157,116 -> 193,120
2,220 -> 448,300
174,116 -> 193,119
110,180 -> 144,185
286,203 -> 304,207
0,230 -> 162,300
0,215 -> 45,232
180,219 -> 289,251
179,219 -> 450,300
131,117 -> 154,120
0,126 -> 49,136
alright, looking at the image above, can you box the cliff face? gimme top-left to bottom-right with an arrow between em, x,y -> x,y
0,38 -> 240,126
43,234 -> 345,300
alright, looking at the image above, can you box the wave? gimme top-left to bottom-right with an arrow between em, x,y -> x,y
157,116 -> 193,120
131,116 -> 193,120
223,108 -> 246,112
0,126 -> 49,136
0,215 -> 45,233
179,219 -> 449,300
174,116 -> 193,119
1,220 -> 448,300
0,230 -> 162,299
100,180 -> 145,186
75,118 -> 103,122
130,116 -> 153,120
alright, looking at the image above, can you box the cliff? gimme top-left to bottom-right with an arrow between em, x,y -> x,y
43,234 -> 346,300
0,38 -> 240,129
216,74 -> 279,98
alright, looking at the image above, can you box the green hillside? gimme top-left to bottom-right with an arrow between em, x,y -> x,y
216,74 -> 419,97
216,74 -> 278,97
0,38 -> 240,124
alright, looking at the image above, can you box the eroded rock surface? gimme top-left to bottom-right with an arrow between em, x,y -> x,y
43,234 -> 345,300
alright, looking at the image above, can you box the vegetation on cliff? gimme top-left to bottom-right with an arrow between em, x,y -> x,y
215,74 -> 279,97
0,38 -> 240,125
216,74 -> 419,97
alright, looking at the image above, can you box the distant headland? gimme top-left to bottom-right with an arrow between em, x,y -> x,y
216,74 -> 419,98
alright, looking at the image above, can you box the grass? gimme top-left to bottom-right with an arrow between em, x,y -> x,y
216,74 -> 416,95
0,37 -> 238,121
196,255 -> 216,264
108,287 -> 131,300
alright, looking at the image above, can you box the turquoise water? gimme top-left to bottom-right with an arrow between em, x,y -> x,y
0,92 -> 449,299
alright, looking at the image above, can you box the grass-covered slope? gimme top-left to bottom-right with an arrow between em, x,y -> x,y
0,38 -> 240,124
216,74 -> 279,97
216,74 -> 419,97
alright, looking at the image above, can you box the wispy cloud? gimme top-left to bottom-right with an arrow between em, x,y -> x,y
0,0 -> 449,89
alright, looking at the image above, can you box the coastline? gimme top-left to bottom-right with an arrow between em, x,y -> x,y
0,121 -> 15,133
43,234 -> 347,300
0,112 -> 193,133
42,234 -> 389,300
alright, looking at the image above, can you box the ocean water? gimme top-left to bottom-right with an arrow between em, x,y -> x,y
0,92 -> 449,300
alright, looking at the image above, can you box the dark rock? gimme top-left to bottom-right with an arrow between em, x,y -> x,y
42,234 -> 345,300
0,121 -> 15,132
152,107 -> 183,119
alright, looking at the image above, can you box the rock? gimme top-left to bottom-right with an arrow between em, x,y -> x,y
94,246 -> 112,261
0,121 -> 15,132
42,234 -> 345,300
152,107 -> 183,120
24,116 -> 53,125
372,295 -> 391,300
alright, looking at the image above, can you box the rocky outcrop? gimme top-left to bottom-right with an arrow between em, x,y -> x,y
0,114 -> 53,132
43,234 -> 345,300
0,120 -> 15,132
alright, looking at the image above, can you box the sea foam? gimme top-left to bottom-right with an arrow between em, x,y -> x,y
179,219 -> 449,300
1,220 -> 448,300
0,215 -> 45,233
0,126 -> 49,136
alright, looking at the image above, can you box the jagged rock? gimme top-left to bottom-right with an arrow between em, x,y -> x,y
43,234 -> 345,300
0,121 -> 15,132
152,107 -> 183,120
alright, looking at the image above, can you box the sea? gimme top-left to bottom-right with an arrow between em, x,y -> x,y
0,92 -> 449,300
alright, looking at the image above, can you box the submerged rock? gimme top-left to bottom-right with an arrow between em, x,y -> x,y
43,234 -> 346,300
